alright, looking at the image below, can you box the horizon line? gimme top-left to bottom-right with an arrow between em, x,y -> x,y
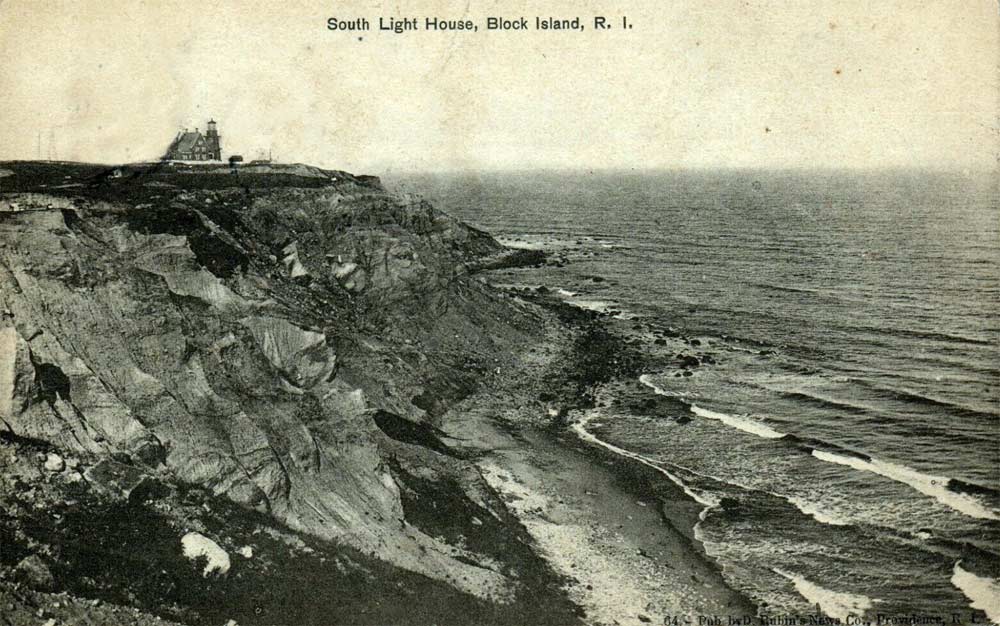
1,158 -> 997,177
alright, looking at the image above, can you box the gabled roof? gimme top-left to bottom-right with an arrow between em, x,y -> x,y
172,131 -> 204,153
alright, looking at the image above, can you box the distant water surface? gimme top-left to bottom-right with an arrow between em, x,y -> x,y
389,169 -> 1000,620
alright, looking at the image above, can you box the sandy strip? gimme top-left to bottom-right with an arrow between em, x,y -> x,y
474,425 -> 755,626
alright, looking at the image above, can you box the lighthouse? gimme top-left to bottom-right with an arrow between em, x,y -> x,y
205,119 -> 222,160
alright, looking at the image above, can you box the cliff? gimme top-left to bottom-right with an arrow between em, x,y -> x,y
0,161 -> 579,625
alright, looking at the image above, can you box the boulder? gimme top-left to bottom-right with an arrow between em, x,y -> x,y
43,453 -> 65,472
15,555 -> 54,590
181,532 -> 231,578
281,242 -> 310,280
679,355 -> 700,369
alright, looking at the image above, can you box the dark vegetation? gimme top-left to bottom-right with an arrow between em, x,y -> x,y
391,463 -> 584,625
372,409 -> 454,457
0,432 -> 582,626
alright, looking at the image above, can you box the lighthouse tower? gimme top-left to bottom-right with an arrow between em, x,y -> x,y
205,119 -> 222,160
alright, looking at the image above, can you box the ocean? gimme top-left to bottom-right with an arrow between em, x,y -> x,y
389,170 -> 1000,621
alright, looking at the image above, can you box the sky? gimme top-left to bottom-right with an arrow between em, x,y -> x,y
0,0 -> 997,174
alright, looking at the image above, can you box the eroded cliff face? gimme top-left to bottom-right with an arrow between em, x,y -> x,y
0,163 -> 543,600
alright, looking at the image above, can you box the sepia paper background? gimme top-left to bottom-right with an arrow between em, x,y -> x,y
0,0 -> 997,174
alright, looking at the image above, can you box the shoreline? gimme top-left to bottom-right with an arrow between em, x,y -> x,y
442,293 -> 758,625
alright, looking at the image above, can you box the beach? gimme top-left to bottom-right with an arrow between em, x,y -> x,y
439,297 -> 758,625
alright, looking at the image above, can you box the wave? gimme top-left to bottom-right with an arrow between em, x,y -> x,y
571,410 -> 718,509
754,283 -> 817,296
566,298 -> 615,313
777,389 -> 872,416
570,411 -> 856,538
753,282 -> 874,307
634,375 -> 999,524
624,384 -> 864,527
852,381 -> 1000,422
811,450 -> 1000,521
951,562 -> 1000,624
784,496 -> 850,527
639,374 -> 684,397
854,324 -> 994,348
771,388 -> 997,447
689,405 -> 786,439
773,568 -> 875,620
770,307 -> 996,346
780,434 -> 871,461
949,479 -> 1000,502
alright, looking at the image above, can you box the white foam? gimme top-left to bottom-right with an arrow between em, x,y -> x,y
556,288 -> 578,297
568,299 -> 613,313
495,235 -> 548,250
572,411 -> 717,509
639,374 -> 683,397
690,405 -> 786,439
496,234 -> 597,251
773,568 -> 874,620
952,562 -> 1000,625
620,385 -> 853,527
812,450 -> 1000,521
786,496 -> 850,526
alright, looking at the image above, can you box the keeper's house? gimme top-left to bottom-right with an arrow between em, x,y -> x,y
163,120 -> 222,161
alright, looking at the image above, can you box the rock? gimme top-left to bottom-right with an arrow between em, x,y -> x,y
83,459 -> 167,502
719,497 -> 740,511
653,338 -> 667,345
15,555 -> 55,590
281,242 -> 310,279
680,355 -> 700,369
64,471 -> 83,484
43,453 -> 65,472
181,532 -> 231,578
689,338 -> 702,346
638,615 -> 652,623
237,545 -> 254,559
682,370 -> 693,377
